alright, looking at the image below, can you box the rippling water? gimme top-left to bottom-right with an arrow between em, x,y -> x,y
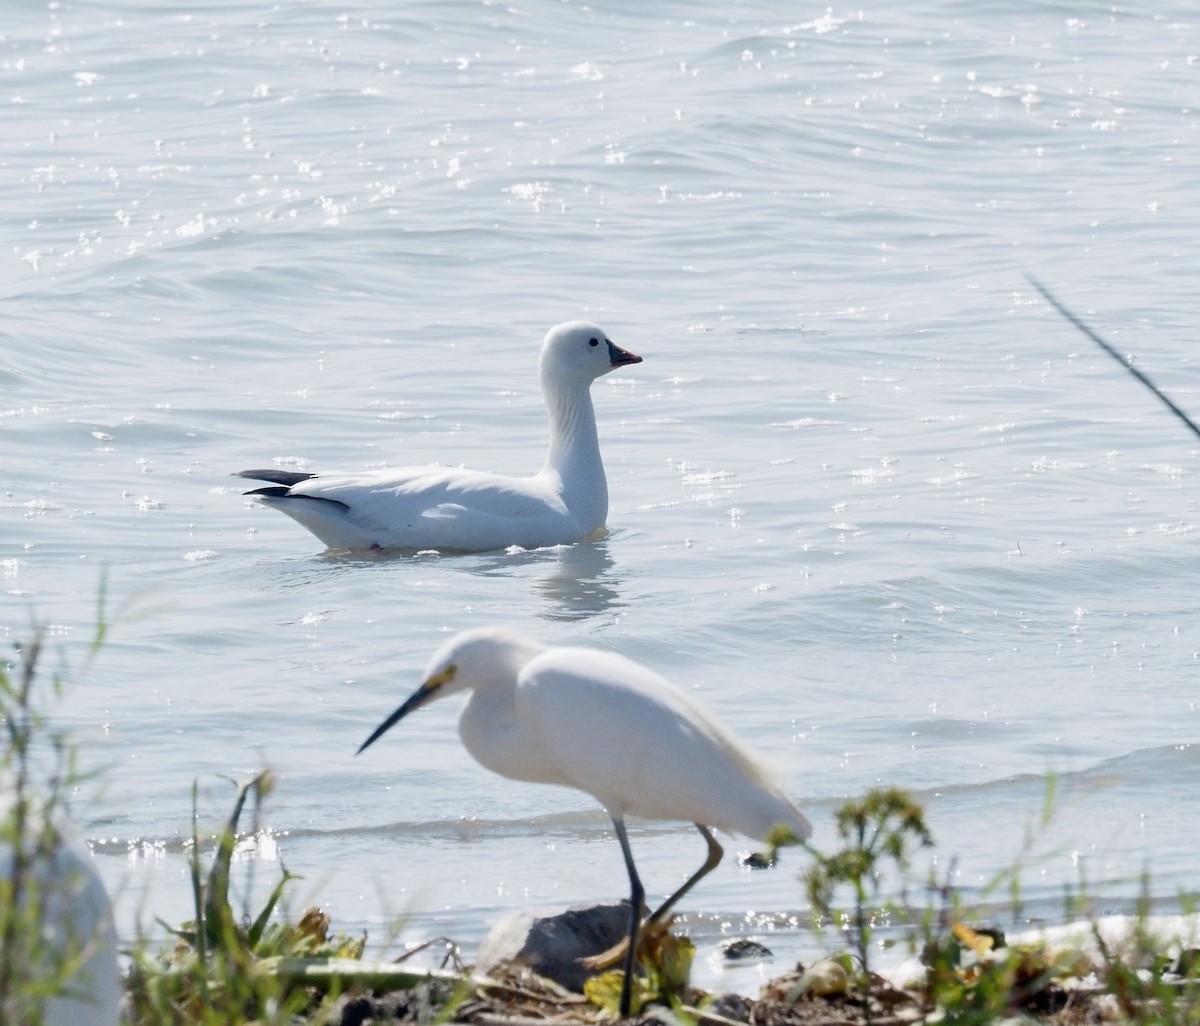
3,0 -> 1197,991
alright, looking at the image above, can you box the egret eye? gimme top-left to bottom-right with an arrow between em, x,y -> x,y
589,338 -> 599,346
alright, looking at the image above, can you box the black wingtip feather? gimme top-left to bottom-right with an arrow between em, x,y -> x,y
241,477 -> 351,511
235,469 -> 318,487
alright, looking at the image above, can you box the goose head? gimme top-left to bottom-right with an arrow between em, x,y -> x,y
540,321 -> 642,390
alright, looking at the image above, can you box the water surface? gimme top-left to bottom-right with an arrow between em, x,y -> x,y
2,0 -> 1197,990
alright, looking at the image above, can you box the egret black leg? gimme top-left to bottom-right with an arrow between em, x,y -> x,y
611,816 -> 644,1018
578,820 -> 720,998
646,823 -> 723,924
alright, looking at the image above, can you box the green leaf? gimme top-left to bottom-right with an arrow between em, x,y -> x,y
584,970 -> 638,1014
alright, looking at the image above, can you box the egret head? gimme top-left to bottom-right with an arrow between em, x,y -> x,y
540,321 -> 642,389
356,627 -> 546,755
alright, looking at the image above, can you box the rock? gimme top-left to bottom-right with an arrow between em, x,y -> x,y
330,979 -> 463,1026
476,900 -> 632,992
707,991 -> 754,1021
738,850 -> 775,869
719,937 -> 774,962
1168,948 -> 1200,977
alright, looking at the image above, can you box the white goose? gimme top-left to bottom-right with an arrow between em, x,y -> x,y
237,321 -> 642,552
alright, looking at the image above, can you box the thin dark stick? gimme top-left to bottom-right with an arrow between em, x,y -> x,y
1026,274 -> 1200,444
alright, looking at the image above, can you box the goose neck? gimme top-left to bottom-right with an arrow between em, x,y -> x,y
541,382 -> 602,477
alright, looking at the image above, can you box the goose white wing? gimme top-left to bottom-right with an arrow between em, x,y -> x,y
249,465 -> 585,551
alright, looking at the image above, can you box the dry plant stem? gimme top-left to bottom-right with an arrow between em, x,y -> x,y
1027,275 -> 1200,442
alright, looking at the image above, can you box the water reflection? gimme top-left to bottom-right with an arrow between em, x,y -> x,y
268,537 -> 625,621
469,540 -> 624,622
532,540 -> 623,622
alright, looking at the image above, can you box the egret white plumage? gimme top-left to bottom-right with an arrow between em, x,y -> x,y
357,626 -> 811,1017
0,789 -> 121,1026
237,321 -> 642,552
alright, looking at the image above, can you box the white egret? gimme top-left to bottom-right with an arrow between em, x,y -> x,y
0,790 -> 121,1026
357,626 -> 811,1017
237,321 -> 642,552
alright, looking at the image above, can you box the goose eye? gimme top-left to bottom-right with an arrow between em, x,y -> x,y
589,338 -> 599,347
